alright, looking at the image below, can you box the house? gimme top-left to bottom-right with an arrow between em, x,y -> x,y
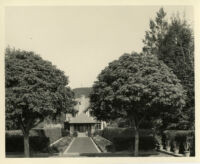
65,95 -> 106,135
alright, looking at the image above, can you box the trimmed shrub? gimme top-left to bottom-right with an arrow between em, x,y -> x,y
163,130 -> 195,156
6,135 -> 50,153
73,131 -> 78,137
113,136 -> 156,151
48,136 -> 73,153
88,131 -> 92,137
101,128 -> 153,141
61,129 -> 70,137
96,127 -> 155,151
93,129 -> 103,136
6,127 -> 62,153
92,135 -> 112,152
41,127 -> 62,144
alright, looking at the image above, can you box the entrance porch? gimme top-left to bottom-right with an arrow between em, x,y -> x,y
69,123 -> 95,135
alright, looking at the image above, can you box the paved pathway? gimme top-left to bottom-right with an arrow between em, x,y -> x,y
64,137 -> 100,154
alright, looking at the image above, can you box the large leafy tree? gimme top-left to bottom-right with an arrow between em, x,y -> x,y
143,8 -> 194,130
5,48 -> 76,157
158,16 -> 194,130
89,53 -> 186,156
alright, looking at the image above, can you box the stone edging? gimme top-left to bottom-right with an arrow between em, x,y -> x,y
50,137 -> 64,147
90,137 -> 102,153
157,149 -> 184,157
63,138 -> 76,154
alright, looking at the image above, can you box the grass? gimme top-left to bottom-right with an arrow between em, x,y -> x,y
48,136 -> 73,154
92,135 -> 113,152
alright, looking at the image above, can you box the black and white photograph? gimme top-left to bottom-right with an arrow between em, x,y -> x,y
2,1 -> 198,161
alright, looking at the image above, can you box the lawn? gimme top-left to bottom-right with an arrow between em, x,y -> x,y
48,136 -> 73,154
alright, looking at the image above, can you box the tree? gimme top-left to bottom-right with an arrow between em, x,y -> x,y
143,7 -> 168,55
5,48 -> 76,157
89,53 -> 186,156
158,16 -> 194,130
143,8 -> 194,130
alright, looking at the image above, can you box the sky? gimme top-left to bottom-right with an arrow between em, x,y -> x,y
5,6 -> 193,89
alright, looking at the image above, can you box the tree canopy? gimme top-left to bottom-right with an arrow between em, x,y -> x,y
143,8 -> 168,55
143,8 -> 194,130
90,53 -> 186,123
5,48 -> 76,156
89,53 -> 186,155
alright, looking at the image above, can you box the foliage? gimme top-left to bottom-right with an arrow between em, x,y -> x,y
6,127 -> 62,144
94,128 -> 155,151
88,130 -> 92,137
93,129 -> 103,136
99,128 -> 153,142
73,131 -> 78,137
143,8 -> 194,130
143,8 -> 168,55
6,133 -> 50,153
61,129 -> 70,137
90,53 -> 185,127
48,136 -> 73,154
162,130 -> 195,156
159,16 -> 194,130
5,47 -> 76,156
5,48 -> 76,131
89,52 -> 185,155
40,127 -> 62,144
92,135 -> 112,152
113,136 -> 156,151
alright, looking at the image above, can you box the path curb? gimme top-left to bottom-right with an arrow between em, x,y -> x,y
157,149 -> 184,157
63,138 -> 76,154
50,137 -> 64,147
90,137 -> 101,153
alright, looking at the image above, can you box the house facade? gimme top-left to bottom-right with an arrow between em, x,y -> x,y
65,95 -> 106,136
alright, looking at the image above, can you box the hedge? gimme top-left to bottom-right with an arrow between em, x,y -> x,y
41,127 -> 62,144
113,136 -> 156,151
6,135 -> 50,153
163,130 -> 195,156
94,127 -> 155,151
6,127 -> 63,153
99,127 -> 153,140
61,129 -> 70,137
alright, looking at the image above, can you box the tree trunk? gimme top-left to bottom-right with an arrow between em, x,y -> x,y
134,128 -> 139,156
24,133 -> 30,157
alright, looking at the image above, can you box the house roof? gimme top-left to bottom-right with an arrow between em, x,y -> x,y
69,113 -> 98,124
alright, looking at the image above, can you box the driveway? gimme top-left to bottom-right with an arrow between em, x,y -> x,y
64,137 -> 100,154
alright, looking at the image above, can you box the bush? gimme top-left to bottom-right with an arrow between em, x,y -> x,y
48,136 -> 72,153
92,135 -> 112,152
101,128 -> 153,142
88,131 -> 92,137
73,131 -> 78,137
6,127 -> 63,153
6,135 -> 50,153
163,130 -> 195,156
96,127 -> 155,151
41,127 -> 62,144
101,128 -> 124,141
93,129 -> 103,136
61,129 -> 70,137
113,136 -> 156,151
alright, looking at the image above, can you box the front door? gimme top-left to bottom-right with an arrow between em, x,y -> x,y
79,125 -> 84,132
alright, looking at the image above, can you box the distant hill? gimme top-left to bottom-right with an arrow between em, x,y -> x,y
73,87 -> 92,98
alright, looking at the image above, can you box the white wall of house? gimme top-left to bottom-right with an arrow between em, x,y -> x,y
74,95 -> 90,115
